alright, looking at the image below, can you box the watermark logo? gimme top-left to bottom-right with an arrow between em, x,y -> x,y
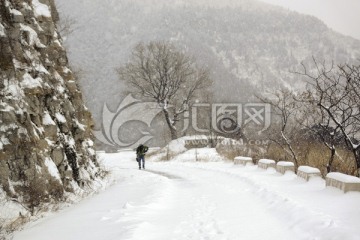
213,104 -> 242,134
184,138 -> 271,148
93,95 -> 163,149
191,103 -> 271,134
94,95 -> 271,148
244,103 -> 271,132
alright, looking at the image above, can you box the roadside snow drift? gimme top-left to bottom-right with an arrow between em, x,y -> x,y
12,150 -> 360,240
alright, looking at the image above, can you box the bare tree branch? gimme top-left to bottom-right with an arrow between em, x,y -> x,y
117,41 -> 212,139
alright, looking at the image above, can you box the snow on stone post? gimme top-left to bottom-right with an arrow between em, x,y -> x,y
326,172 -> 360,193
297,166 -> 321,181
234,156 -> 253,166
258,159 -> 276,170
276,161 -> 295,174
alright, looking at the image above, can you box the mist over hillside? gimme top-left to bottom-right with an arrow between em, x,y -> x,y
58,0 -> 360,126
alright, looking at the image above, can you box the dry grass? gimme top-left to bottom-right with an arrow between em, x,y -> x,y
216,142 -> 267,164
216,140 -> 356,177
255,142 -> 356,177
145,149 -> 162,159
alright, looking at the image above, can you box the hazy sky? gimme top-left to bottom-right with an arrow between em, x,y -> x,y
258,0 -> 360,40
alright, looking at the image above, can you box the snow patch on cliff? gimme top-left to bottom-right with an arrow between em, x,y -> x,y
0,23 -> 5,37
31,0 -> 51,18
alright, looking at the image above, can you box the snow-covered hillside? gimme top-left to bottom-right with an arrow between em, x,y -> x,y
12,151 -> 360,240
58,0 -> 360,124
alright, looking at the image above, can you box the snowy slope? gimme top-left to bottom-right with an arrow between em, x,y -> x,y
57,0 -> 360,125
12,151 -> 360,240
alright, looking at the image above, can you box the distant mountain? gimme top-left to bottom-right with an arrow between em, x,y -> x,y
58,0 -> 360,124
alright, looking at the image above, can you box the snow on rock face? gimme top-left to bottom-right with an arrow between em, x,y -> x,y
20,73 -> 43,89
55,113 -> 67,123
10,8 -> 23,16
0,23 -> 5,36
32,0 -> 52,18
43,112 -> 56,125
0,0 -> 100,232
44,157 -> 62,181
20,24 -> 46,48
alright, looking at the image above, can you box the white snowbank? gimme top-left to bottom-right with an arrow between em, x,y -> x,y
277,161 -> 294,167
298,166 -> 321,174
327,172 -> 360,183
167,138 -> 187,154
32,0 -> 51,18
0,188 -> 28,223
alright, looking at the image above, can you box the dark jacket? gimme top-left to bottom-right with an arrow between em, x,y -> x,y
136,144 -> 148,157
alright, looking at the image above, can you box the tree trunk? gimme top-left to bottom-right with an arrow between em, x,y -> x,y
163,109 -> 178,140
354,148 -> 360,177
327,147 -> 336,173
281,131 -> 299,169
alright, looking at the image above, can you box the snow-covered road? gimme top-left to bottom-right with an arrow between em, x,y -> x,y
13,151 -> 360,240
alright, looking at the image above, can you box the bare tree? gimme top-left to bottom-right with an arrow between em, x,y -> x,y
117,41 -> 212,140
298,59 -> 360,176
259,89 -> 303,168
56,15 -> 77,39
298,97 -> 344,173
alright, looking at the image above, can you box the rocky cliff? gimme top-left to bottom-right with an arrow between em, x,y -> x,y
0,0 -> 100,216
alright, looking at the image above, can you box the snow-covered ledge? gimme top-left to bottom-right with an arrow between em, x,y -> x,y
234,156 -> 253,166
258,159 -> 276,170
297,166 -> 321,181
326,172 -> 360,193
276,161 -> 295,174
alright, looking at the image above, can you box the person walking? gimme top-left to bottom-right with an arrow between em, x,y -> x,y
136,144 -> 148,170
